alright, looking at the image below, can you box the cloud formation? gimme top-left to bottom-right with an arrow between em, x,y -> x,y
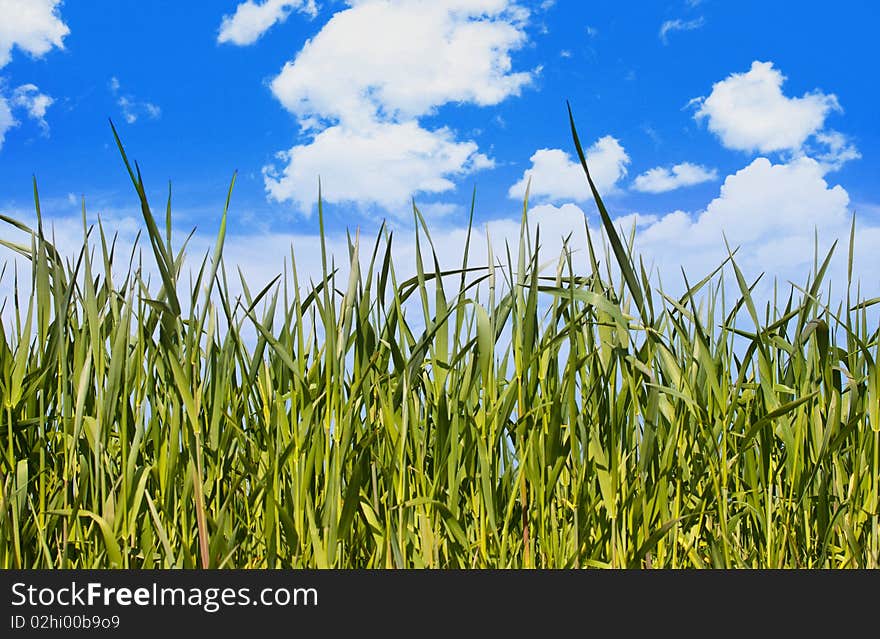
218,0 -> 318,46
636,157 -> 848,252
10,84 -> 53,132
264,0 -> 535,215
270,0 -> 531,127
264,120 -> 493,211
632,162 -> 717,193
692,61 -> 842,155
811,130 -> 861,172
0,0 -> 69,67
0,0 -> 68,149
508,137 -> 630,202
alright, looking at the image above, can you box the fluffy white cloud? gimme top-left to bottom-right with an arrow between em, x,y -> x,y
508,136 -> 629,202
0,1 -> 67,149
270,0 -> 532,127
693,61 -> 841,155
637,157 -> 847,250
659,17 -> 704,44
217,0 -> 318,46
0,0 -> 69,68
0,83 -> 55,148
632,162 -> 717,193
10,84 -> 53,132
617,156 -> 859,297
265,0 -> 534,214
264,120 -> 493,212
812,130 -> 861,172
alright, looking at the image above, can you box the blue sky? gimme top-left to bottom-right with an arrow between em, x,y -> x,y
1,0 -> 879,301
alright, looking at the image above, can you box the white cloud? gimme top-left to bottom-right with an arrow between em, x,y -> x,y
618,156 -> 859,297
11,83 -> 53,132
265,0 -> 534,214
0,0 -> 69,68
270,0 -> 532,128
632,162 -> 718,193
811,130 -> 861,172
659,17 -> 704,44
0,1 -> 67,149
692,61 -> 842,155
264,120 -> 493,212
637,157 -> 848,251
0,83 -> 55,147
218,0 -> 318,46
508,136 -> 630,202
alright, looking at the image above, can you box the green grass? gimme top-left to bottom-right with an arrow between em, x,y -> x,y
0,111 -> 878,568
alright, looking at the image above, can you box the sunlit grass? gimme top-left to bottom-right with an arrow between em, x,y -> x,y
0,111 -> 877,568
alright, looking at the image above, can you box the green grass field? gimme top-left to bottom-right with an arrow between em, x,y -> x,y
1,113 -> 878,568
